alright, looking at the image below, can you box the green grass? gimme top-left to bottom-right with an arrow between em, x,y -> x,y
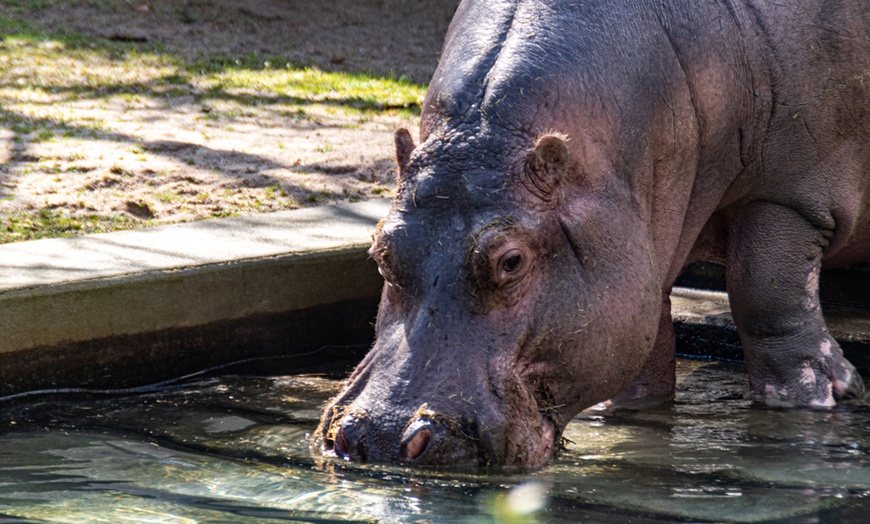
0,23 -> 425,116
0,13 -> 425,159
0,209 -> 140,243
199,57 -> 424,114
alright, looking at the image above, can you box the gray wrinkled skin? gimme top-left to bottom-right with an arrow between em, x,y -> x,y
313,0 -> 870,467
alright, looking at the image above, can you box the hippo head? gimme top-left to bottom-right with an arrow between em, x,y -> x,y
313,127 -> 660,468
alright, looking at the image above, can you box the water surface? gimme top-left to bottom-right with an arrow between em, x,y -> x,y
0,359 -> 867,523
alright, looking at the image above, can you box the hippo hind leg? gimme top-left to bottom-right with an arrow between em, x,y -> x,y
727,202 -> 865,406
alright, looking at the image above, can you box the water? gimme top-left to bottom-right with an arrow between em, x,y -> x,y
0,359 -> 867,523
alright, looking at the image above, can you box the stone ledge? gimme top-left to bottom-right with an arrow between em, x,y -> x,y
0,200 -> 392,394
672,287 -> 870,373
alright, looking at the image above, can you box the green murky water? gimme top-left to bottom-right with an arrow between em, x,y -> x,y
0,359 -> 867,523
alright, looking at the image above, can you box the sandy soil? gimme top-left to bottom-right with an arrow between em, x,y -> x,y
0,0 -> 457,239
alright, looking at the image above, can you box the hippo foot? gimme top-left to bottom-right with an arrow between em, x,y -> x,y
604,323 -> 676,411
749,341 -> 866,408
602,376 -> 675,411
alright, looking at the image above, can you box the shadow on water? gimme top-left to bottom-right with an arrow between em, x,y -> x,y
0,357 -> 868,523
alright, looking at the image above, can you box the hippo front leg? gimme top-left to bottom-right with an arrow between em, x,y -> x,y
607,295 -> 676,408
727,202 -> 865,406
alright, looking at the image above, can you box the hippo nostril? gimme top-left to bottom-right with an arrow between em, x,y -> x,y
401,417 -> 435,461
327,412 -> 368,461
334,426 -> 348,458
403,427 -> 431,460
399,415 -> 480,464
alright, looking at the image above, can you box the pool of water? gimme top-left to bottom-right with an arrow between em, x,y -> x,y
0,358 -> 867,523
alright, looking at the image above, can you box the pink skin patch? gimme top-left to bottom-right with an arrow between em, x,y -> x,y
810,383 -> 836,408
764,384 -> 788,397
533,417 -> 555,466
805,265 -> 820,310
799,364 -> 836,407
819,339 -> 833,358
799,366 -> 817,387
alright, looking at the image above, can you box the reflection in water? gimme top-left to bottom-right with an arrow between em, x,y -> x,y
0,360 -> 867,522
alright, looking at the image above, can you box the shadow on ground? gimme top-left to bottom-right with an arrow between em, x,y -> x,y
0,0 -> 457,241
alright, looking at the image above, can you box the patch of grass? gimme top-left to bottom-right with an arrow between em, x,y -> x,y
211,209 -> 236,219
154,190 -> 181,203
34,127 -> 54,142
305,190 -> 341,204
0,27 -> 424,116
263,185 -> 286,199
196,58 -> 425,114
0,208 -> 138,243
11,122 -> 35,135
0,32 -> 180,99
6,1 -> 49,12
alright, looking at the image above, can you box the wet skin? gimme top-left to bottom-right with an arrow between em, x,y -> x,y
314,0 -> 870,467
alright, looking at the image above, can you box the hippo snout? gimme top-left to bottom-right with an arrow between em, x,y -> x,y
322,405 -> 481,465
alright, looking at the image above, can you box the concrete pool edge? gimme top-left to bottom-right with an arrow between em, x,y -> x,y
1,198 -> 869,395
672,287 -> 870,370
0,200 -> 392,395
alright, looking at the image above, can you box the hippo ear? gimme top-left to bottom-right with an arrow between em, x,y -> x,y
524,133 -> 570,201
395,128 -> 416,182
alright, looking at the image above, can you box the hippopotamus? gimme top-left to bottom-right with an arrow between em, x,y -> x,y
313,0 -> 870,467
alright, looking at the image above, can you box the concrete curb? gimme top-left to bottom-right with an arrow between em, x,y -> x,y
672,287 -> 870,370
0,200 -> 392,394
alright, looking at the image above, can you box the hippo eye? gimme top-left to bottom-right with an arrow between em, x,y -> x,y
370,243 -> 400,287
495,248 -> 529,287
502,252 -> 523,273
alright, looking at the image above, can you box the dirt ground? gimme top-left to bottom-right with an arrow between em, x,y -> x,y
0,0 -> 457,241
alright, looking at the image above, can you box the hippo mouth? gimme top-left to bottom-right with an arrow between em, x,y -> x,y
314,399 -> 559,468
528,385 -> 563,467
530,415 -> 556,466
